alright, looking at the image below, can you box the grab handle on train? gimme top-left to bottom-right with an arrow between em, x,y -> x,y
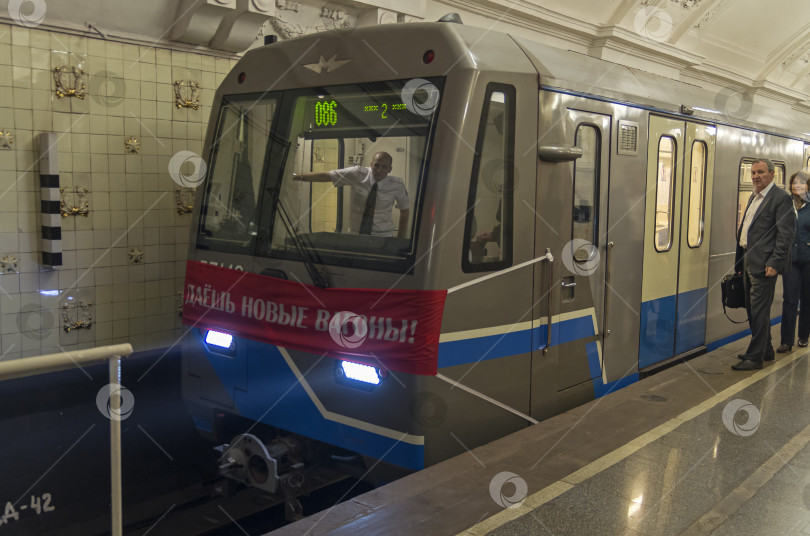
542,248 -> 553,355
604,241 -> 614,336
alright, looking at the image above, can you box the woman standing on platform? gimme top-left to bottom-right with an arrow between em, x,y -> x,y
779,170 -> 810,352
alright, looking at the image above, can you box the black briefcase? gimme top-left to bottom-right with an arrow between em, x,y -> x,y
721,273 -> 746,323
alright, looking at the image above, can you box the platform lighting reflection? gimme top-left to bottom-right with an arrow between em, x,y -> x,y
205,330 -> 234,349
340,361 -> 381,385
628,494 -> 643,518
40,290 -> 59,296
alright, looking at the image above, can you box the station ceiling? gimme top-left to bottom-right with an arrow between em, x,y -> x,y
1,0 -> 809,105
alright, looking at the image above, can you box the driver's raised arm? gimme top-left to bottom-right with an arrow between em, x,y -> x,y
293,171 -> 332,182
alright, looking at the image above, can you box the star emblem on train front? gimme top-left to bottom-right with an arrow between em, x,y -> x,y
302,54 -> 352,74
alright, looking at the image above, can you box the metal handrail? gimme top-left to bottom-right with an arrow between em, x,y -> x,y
540,248 -> 554,355
0,343 -> 133,536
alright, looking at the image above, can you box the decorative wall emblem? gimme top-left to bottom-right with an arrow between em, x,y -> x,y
60,186 -> 90,217
175,187 -> 195,215
62,301 -> 93,332
125,137 -> 141,154
128,247 -> 144,264
0,130 -> 14,149
174,80 -> 201,110
53,66 -> 88,99
0,255 -> 18,273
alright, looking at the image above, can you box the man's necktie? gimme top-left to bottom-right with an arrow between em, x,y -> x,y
359,182 -> 378,235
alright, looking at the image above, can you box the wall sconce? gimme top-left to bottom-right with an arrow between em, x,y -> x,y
0,255 -> 18,273
0,130 -> 14,149
53,66 -> 88,99
62,301 -> 93,332
125,137 -> 141,154
175,187 -> 195,215
60,186 -> 90,217
174,80 -> 201,110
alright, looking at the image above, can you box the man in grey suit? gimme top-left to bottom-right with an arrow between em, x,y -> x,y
733,159 -> 796,370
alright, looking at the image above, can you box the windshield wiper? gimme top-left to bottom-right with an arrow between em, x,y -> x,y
264,132 -> 329,289
274,199 -> 329,288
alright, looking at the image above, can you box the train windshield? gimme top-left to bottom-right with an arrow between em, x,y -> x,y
198,78 -> 443,275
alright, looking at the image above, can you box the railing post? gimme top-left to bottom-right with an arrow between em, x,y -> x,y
109,355 -> 123,536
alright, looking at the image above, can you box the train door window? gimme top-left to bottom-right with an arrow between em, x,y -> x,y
572,125 -> 599,246
687,141 -> 707,247
463,84 -> 515,272
654,136 -> 676,252
198,95 -> 277,253
307,138 -> 340,232
774,162 -> 786,187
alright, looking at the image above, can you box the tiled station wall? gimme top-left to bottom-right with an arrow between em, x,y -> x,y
0,22 -> 237,359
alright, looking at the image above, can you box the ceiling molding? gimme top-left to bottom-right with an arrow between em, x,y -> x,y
170,0 -> 237,46
691,0 -> 731,31
593,24 -> 703,67
757,23 -> 810,80
685,62 -> 810,106
668,0 -> 729,43
0,14 -> 239,58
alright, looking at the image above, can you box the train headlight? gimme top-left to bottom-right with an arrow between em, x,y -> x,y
205,330 -> 233,348
202,329 -> 236,356
335,360 -> 386,391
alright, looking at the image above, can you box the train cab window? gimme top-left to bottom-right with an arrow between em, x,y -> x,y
198,95 -> 278,253
463,84 -> 515,272
214,78 -> 444,275
572,125 -> 599,246
687,141 -> 707,247
654,136 -> 676,252
737,159 -> 787,229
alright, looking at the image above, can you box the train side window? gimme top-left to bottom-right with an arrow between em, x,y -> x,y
654,136 -> 676,252
463,85 -> 515,272
572,125 -> 599,247
687,141 -> 707,248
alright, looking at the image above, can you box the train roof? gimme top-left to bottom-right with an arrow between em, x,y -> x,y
243,21 -> 810,141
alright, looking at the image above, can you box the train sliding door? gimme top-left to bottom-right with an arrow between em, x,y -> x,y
639,116 -> 715,369
532,103 -> 617,416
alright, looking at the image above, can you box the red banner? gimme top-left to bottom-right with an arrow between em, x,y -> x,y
182,261 -> 447,375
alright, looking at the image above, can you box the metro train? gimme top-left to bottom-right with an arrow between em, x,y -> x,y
180,17 -> 810,509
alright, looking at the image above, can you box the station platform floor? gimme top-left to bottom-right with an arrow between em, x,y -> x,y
267,326 -> 810,536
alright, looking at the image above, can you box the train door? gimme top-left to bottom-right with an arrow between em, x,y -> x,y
555,110 -> 612,393
639,116 -> 715,369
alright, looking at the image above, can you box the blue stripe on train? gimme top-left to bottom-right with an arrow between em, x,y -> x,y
639,287 -> 707,369
202,311 -> 648,468
207,341 -> 426,470
437,314 -> 597,368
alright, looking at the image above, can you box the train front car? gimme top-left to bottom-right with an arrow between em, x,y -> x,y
181,22 -> 542,506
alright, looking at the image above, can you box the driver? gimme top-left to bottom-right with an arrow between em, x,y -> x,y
293,151 -> 410,238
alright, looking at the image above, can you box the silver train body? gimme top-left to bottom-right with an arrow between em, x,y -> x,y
182,21 -> 810,496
